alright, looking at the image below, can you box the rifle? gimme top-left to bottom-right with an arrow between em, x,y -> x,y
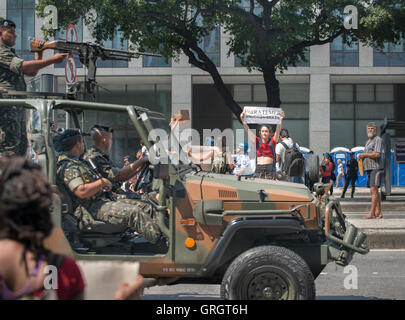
87,158 -> 116,201
30,40 -> 162,98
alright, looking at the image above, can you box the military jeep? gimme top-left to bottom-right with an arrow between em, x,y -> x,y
0,97 -> 369,300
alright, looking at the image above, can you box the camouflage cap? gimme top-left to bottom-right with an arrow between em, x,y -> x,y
367,122 -> 377,129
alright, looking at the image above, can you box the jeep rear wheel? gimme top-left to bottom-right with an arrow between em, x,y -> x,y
220,246 -> 315,300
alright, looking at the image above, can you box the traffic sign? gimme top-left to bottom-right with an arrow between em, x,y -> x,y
65,24 -> 78,85
66,24 -> 78,42
65,55 -> 77,84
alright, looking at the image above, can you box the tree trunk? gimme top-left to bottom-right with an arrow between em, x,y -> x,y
263,66 -> 281,108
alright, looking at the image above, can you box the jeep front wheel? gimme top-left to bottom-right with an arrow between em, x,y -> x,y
220,246 -> 315,300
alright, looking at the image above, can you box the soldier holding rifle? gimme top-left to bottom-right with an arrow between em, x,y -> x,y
0,19 -> 67,157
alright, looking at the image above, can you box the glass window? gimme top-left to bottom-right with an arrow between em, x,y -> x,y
330,120 -> 355,149
280,84 -> 309,102
253,85 -> 266,102
335,85 -> 353,102
126,84 -> 156,109
235,55 -> 244,67
331,36 -> 359,67
280,104 -> 309,119
330,84 -> 395,149
331,104 -> 354,119
355,104 -> 394,120
356,85 -> 374,102
293,50 -> 310,67
374,40 -> 405,67
198,27 -> 220,67
376,85 -> 394,102
54,18 -> 84,68
233,85 -> 251,102
7,0 -> 35,61
143,55 -> 171,67
96,84 -> 127,105
282,120 -> 309,148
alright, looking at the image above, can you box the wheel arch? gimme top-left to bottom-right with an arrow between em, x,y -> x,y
201,218 -> 307,278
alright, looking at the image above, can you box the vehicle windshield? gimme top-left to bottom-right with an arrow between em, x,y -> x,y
140,109 -> 191,169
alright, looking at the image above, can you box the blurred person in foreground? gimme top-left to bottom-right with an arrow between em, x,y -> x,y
0,156 -> 143,300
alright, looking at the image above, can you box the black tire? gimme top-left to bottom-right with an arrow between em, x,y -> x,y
308,155 -> 320,183
220,246 -> 315,300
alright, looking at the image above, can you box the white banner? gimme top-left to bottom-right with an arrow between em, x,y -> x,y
243,106 -> 283,124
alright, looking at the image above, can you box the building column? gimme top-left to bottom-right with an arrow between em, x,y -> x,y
221,26 -> 234,68
359,42 -> 374,67
309,74 -> 330,157
0,1 -> 6,19
172,74 -> 192,130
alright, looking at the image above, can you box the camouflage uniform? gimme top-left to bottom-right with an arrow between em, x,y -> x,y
56,152 -> 162,244
0,43 -> 27,157
82,146 -> 140,199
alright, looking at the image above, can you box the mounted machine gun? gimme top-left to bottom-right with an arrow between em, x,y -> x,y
30,40 -> 162,100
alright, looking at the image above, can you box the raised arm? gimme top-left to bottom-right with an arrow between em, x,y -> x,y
240,111 -> 257,146
273,111 -> 285,143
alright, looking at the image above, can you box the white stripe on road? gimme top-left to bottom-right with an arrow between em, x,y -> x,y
370,249 -> 405,252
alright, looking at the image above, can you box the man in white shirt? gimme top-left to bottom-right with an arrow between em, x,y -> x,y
276,128 -> 302,183
231,142 -> 251,176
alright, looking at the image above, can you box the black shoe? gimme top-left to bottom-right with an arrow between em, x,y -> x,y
340,195 -> 345,199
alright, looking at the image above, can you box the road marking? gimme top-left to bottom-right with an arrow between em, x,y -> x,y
370,249 -> 405,252
373,272 -> 378,275
320,272 -> 328,275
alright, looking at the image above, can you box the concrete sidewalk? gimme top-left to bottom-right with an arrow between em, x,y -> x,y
329,187 -> 405,249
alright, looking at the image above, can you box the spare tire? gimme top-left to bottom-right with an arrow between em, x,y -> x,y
308,155 -> 320,183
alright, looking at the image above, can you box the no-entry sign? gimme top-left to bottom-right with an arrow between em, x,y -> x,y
65,55 -> 77,84
65,24 -> 78,84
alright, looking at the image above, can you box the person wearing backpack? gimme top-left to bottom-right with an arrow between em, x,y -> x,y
240,110 -> 285,179
275,128 -> 305,183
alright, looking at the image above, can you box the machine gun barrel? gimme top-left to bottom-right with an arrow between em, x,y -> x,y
30,40 -> 162,61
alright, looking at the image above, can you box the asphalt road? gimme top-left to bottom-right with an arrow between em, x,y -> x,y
143,250 -> 405,300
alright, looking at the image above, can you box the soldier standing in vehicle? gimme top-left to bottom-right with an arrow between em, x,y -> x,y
0,19 -> 68,157
56,129 -> 165,246
82,125 -> 148,198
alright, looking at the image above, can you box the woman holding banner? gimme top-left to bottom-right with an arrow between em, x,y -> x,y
240,109 -> 284,179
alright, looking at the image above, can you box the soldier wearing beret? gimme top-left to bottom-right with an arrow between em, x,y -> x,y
56,129 -> 165,247
0,19 -> 68,157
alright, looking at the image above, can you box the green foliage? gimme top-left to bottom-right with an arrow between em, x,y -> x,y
35,0 -> 405,70
35,0 -> 405,109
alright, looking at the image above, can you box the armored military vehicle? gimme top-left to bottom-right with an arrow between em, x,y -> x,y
0,96 -> 369,300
